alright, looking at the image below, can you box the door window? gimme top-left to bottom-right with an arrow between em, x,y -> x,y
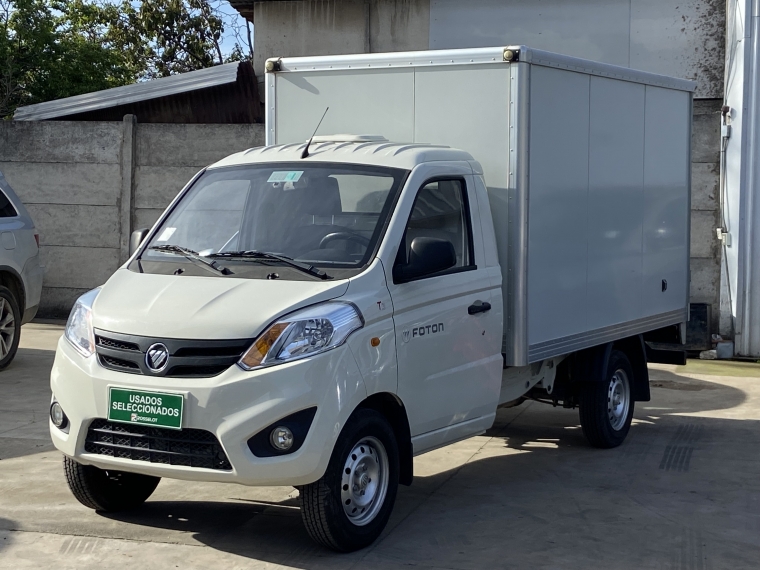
396,179 -> 474,274
0,191 -> 18,218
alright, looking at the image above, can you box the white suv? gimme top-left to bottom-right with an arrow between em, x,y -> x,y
0,170 -> 43,368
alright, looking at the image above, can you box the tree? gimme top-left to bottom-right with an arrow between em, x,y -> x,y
0,0 -> 249,118
1,0 -> 134,116
109,0 -> 237,80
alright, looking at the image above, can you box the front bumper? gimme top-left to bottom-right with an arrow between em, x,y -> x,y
50,337 -> 367,486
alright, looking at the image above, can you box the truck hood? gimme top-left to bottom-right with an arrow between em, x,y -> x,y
91,269 -> 349,340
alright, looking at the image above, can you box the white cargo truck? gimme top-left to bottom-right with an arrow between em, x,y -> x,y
50,46 -> 694,551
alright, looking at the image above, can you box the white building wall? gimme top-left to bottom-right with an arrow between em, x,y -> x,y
723,0 -> 760,357
429,0 -> 724,98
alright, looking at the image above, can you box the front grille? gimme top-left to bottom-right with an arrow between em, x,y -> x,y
96,336 -> 140,352
84,419 -> 232,470
99,355 -> 140,371
173,345 -> 245,358
94,329 -> 250,378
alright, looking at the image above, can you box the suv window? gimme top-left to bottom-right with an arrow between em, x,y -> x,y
399,179 -> 473,269
0,191 -> 17,218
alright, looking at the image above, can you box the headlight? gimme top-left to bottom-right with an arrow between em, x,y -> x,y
238,302 -> 363,370
64,288 -> 100,358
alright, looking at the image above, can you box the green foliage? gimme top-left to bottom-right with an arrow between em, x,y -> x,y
0,0 -> 248,118
109,0 -> 235,80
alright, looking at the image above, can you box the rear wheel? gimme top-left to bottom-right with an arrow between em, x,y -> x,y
579,349 -> 635,448
0,286 -> 21,370
63,456 -> 160,511
299,409 -> 399,552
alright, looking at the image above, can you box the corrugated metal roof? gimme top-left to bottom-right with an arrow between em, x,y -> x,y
14,62 -> 242,121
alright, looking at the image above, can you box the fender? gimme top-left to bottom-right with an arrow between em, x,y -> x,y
570,336 -> 650,402
0,264 -> 26,319
614,335 -> 650,402
355,392 -> 414,486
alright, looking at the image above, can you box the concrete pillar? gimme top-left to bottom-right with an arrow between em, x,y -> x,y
119,115 -> 137,264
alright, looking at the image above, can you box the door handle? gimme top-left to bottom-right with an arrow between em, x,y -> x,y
468,300 -> 491,315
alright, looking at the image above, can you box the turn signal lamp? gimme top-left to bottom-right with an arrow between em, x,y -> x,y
239,323 -> 289,369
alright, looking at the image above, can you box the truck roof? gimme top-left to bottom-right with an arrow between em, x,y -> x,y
269,46 -> 696,93
209,138 -> 475,171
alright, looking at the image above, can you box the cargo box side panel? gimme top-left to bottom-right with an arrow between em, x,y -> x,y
642,86 -> 691,317
586,76 -> 646,330
526,66 -> 691,362
526,66 -> 591,350
413,65 -> 510,192
274,69 -> 415,144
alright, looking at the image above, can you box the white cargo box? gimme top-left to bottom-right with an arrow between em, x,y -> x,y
265,46 -> 695,366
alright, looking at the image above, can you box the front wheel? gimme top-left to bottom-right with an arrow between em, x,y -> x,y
578,349 -> 635,448
63,456 -> 160,511
299,409 -> 399,552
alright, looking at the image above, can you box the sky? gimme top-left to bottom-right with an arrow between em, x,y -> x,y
217,1 -> 253,57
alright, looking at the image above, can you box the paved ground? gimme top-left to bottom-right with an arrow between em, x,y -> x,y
1,323 -> 759,569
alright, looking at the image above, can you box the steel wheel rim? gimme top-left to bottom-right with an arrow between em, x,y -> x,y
607,369 -> 630,431
340,436 -> 389,526
0,298 -> 15,359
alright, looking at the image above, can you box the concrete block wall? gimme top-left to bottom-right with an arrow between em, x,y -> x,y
133,124 -> 265,231
0,119 -> 265,317
690,100 -> 723,334
0,121 -> 124,317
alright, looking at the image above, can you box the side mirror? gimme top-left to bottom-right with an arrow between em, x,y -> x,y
129,228 -> 150,256
393,237 -> 456,283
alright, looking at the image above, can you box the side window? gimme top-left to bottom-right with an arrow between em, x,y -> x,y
331,174 -> 394,213
398,179 -> 473,270
0,191 -> 17,218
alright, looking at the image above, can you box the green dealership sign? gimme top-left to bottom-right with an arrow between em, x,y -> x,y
108,387 -> 184,430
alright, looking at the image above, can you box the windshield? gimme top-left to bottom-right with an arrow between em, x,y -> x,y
141,163 -> 407,273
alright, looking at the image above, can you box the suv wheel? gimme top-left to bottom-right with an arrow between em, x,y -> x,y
0,285 -> 21,370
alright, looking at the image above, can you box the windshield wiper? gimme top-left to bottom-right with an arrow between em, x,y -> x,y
150,245 -> 234,276
208,250 -> 331,280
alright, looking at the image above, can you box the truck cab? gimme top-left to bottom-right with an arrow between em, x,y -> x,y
50,137 -> 649,550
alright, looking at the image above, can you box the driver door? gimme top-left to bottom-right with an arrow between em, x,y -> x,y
385,173 -> 502,452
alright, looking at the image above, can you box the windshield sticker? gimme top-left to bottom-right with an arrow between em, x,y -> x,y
156,227 -> 177,242
268,171 -> 303,183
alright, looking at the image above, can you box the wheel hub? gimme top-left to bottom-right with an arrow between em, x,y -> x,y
340,436 -> 389,526
607,369 -> 630,431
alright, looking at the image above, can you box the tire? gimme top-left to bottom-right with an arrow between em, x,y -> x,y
579,349 -> 635,448
63,456 -> 160,512
0,285 -> 21,370
299,409 -> 399,552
